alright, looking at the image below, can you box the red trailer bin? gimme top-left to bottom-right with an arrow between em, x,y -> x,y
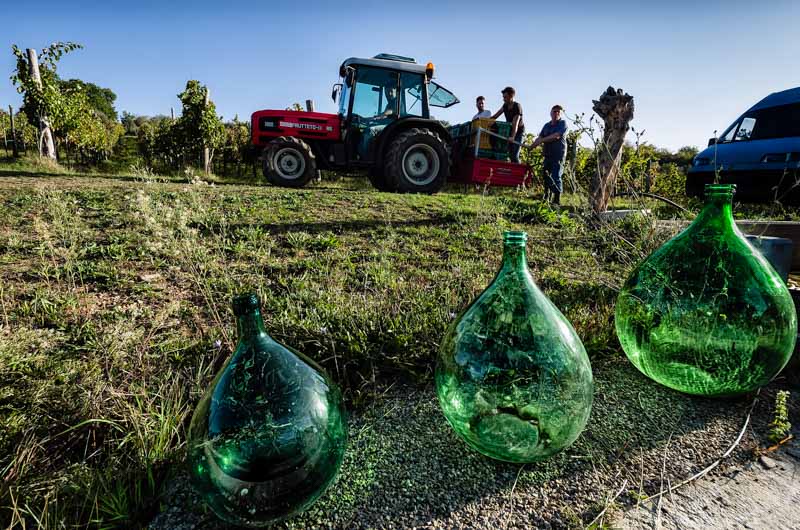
449,126 -> 532,187
452,156 -> 532,187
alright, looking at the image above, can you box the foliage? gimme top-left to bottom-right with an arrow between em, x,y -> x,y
0,108 -> 38,151
219,117 -> 251,169
10,42 -> 83,130
135,81 -> 225,171
520,132 -> 544,175
121,111 -> 138,134
174,80 -> 225,162
563,113 -> 697,206
767,390 -> 791,443
10,42 -> 122,161
136,117 -> 179,168
58,78 -> 118,122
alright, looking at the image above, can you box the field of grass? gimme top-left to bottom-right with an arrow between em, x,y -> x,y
0,159 -> 792,528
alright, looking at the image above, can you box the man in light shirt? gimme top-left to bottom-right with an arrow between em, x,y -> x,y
473,96 -> 491,120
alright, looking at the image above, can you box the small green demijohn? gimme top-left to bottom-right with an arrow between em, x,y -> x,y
187,293 -> 347,527
616,184 -> 797,396
435,231 -> 594,463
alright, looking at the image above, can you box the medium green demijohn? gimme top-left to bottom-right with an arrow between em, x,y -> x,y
616,184 -> 797,396
187,293 -> 347,527
435,231 -> 594,463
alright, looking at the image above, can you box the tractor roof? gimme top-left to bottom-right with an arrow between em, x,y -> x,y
340,54 -> 428,76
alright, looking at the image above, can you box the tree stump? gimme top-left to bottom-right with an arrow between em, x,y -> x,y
590,87 -> 634,214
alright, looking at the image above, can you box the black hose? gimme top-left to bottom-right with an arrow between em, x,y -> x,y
614,192 -> 689,213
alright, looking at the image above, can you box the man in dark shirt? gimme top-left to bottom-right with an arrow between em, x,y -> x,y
532,105 -> 568,204
489,86 -> 524,163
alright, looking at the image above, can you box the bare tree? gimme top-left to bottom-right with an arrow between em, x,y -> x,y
590,87 -> 634,214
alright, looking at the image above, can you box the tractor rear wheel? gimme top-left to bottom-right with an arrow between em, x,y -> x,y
384,128 -> 448,193
263,137 -> 316,188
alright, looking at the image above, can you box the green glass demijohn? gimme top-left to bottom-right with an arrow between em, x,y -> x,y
616,184 -> 797,397
435,231 -> 594,463
187,293 -> 347,527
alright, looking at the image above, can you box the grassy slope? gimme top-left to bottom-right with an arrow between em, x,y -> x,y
0,163 -> 782,528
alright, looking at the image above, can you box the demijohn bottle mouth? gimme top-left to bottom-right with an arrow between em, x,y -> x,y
232,292 -> 261,316
503,231 -> 528,246
704,183 -> 736,201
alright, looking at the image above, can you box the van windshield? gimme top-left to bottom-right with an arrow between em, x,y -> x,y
723,102 -> 800,143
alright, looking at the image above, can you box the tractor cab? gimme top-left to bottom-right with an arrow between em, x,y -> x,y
254,53 -> 459,193
333,54 -> 459,190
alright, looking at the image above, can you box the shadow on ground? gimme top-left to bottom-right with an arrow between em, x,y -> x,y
150,357 -> 753,529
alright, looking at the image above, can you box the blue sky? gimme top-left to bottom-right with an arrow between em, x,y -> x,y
1,0 -> 798,150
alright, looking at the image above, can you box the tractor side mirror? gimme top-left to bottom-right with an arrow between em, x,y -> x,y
331,83 -> 342,102
708,137 -> 717,147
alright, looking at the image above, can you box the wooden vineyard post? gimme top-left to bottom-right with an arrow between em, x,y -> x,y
203,88 -> 211,175
26,48 -> 57,160
9,106 -> 18,157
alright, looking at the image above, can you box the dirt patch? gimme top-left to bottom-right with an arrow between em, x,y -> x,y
620,444 -> 800,529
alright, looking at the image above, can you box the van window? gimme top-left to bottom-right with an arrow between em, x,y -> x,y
720,120 -> 740,143
750,103 -> 800,140
735,117 -> 756,141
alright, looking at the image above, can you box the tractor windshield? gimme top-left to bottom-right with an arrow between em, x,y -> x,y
351,67 -> 400,120
428,82 -> 459,108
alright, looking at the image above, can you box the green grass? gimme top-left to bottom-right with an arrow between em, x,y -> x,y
0,160 -> 782,528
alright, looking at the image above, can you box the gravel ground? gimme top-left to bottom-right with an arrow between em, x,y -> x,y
150,357 -> 792,529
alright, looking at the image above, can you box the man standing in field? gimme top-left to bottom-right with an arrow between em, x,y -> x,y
489,87 -> 524,163
473,96 -> 491,120
532,105 -> 568,204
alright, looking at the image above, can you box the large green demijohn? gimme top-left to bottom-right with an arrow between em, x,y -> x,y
436,231 -> 594,463
187,293 -> 347,527
616,184 -> 797,396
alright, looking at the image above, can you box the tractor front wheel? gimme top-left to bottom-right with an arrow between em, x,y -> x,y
263,137 -> 316,188
384,128 -> 448,194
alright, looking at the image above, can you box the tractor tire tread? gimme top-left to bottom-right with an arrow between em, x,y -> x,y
383,128 -> 448,194
263,136 -> 316,188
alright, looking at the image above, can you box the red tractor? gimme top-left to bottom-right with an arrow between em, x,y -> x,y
251,53 -> 460,193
